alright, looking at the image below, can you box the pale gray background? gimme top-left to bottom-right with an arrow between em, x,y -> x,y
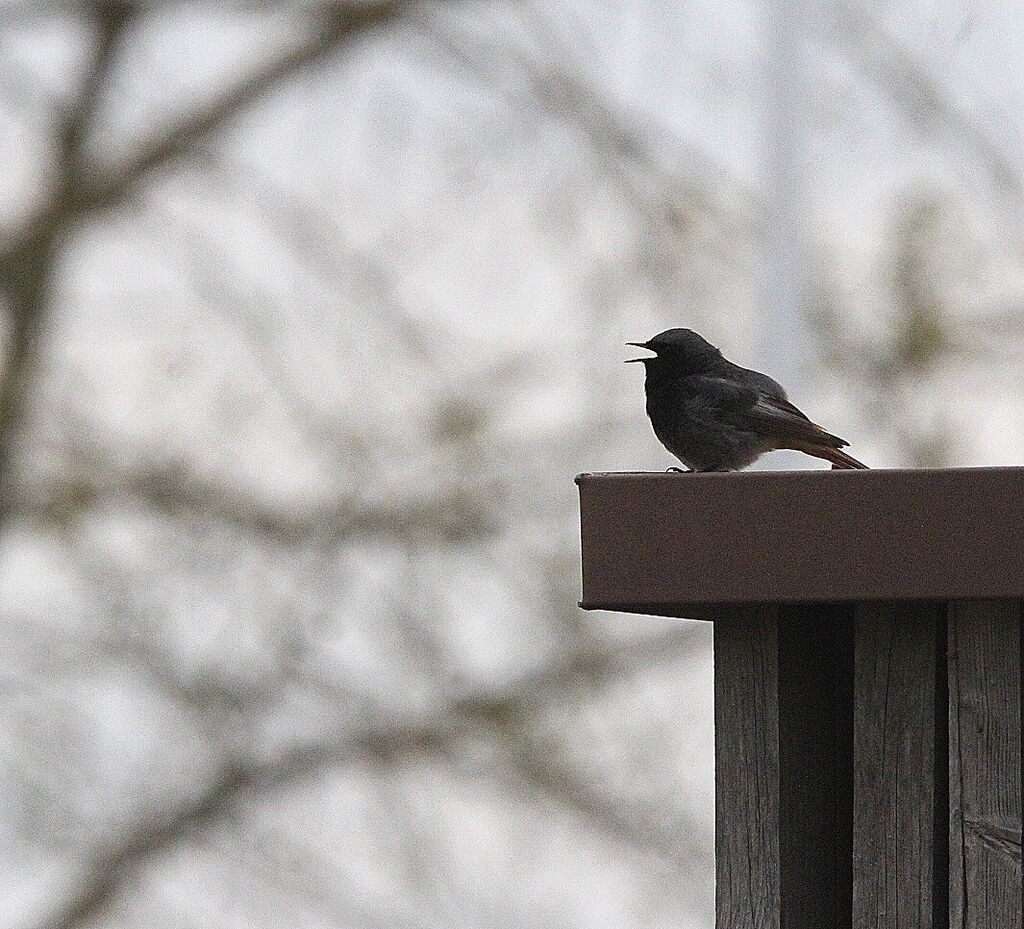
0,3 -> 1021,928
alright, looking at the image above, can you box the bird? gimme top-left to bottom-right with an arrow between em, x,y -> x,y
626,328 -> 867,472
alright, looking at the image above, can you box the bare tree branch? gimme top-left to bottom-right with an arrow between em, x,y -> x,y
0,3 -> 133,523
0,1 -> 411,522
414,5 -> 762,256
59,2 -> 136,178
31,624 -> 703,929
824,1 -> 1022,204
27,449 -> 499,546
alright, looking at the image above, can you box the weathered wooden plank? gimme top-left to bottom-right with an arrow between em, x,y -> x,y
851,602 -> 946,929
715,605 -> 855,929
948,599 -> 1022,929
715,608 -> 780,929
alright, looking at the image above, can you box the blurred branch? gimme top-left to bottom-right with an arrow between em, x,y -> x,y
69,4 -> 405,217
139,184 -> 446,481
144,205 -> 371,467
188,149 -> 441,370
0,3 -> 131,523
31,625 -> 702,929
36,734 -> 434,929
824,1 -> 1022,204
28,453 -> 500,546
210,825 -> 423,929
503,742 -> 707,873
0,1 -> 413,522
414,6 -> 761,257
59,2 -> 136,180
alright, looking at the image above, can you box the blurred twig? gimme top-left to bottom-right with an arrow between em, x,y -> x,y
0,1 -> 414,522
413,4 -> 762,259
30,623 -> 702,929
824,1 -> 1023,207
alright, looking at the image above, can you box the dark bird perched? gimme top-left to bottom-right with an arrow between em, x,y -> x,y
626,328 -> 867,472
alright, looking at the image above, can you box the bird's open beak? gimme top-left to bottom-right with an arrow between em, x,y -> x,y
625,341 -> 651,363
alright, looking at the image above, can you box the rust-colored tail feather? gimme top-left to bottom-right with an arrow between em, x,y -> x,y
793,443 -> 869,469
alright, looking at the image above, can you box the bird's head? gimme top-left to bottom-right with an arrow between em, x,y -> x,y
625,328 -> 720,369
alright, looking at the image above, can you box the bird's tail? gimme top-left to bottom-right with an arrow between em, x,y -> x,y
794,443 -> 869,470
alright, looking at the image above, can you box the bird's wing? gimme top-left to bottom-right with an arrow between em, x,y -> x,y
688,376 -> 849,449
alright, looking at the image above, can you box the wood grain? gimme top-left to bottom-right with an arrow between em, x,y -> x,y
851,602 -> 946,929
715,608 -> 780,929
948,600 -> 1022,929
715,605 -> 855,929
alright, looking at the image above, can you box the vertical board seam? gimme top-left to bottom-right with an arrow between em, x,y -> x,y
934,605 -> 950,929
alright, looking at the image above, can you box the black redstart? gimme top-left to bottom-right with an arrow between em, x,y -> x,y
626,328 -> 867,471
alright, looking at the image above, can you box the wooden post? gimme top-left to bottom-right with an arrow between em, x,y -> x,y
714,608 -> 780,929
948,601 -> 1022,929
577,469 -> 1024,929
852,602 -> 946,929
715,606 -> 855,929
